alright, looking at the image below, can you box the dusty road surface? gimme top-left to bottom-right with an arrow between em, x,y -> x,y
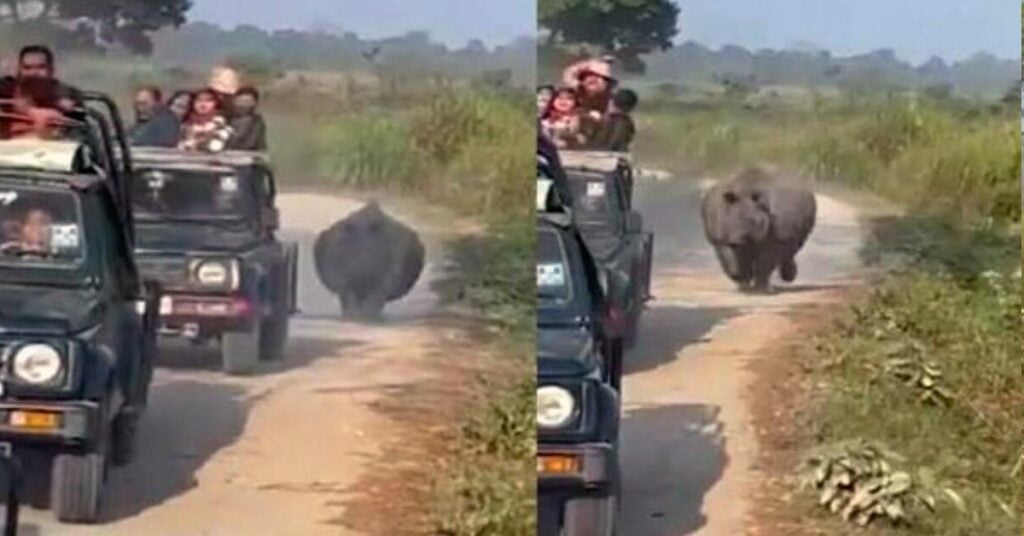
619,174 -> 867,535
18,192 -> 476,536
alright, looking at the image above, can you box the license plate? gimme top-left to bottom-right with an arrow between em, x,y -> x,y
159,296 -> 173,316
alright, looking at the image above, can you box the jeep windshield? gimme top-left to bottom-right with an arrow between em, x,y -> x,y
132,167 -> 257,223
0,182 -> 84,268
567,176 -> 617,221
538,227 -> 571,302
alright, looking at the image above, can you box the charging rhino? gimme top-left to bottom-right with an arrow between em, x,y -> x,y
700,167 -> 816,292
313,201 -> 425,319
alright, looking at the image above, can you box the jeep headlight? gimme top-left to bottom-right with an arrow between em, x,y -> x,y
537,385 -> 576,429
191,259 -> 239,290
12,344 -> 63,385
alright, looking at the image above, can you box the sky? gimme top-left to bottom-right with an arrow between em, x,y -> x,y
190,0 -> 535,47
676,0 -> 1018,63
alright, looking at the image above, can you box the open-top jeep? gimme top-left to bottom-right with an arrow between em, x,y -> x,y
130,148 -> 297,375
559,150 -> 652,344
0,93 -> 159,523
537,163 -> 623,536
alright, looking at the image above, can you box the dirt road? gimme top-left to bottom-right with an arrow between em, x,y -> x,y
619,174 -> 867,535
18,192 -> 474,536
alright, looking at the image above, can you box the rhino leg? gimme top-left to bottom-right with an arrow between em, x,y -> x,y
714,245 -> 753,285
357,293 -> 387,322
339,288 -> 359,318
779,257 -> 798,283
750,253 -> 776,294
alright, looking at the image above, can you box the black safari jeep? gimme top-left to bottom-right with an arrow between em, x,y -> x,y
537,172 -> 622,536
130,148 -> 297,375
561,151 -> 652,344
0,93 -> 159,523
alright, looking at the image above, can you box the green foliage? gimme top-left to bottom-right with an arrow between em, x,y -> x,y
149,22 -> 535,87
1,0 -> 191,55
271,89 -> 532,221
314,117 -> 421,190
634,95 -> 1019,229
804,218 -> 1021,534
639,43 -> 1015,99
539,0 -> 680,72
431,189 -> 534,536
435,369 -> 535,536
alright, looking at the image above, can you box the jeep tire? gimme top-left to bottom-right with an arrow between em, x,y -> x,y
51,450 -> 105,523
259,272 -> 290,362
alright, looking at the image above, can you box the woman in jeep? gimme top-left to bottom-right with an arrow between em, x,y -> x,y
178,88 -> 234,153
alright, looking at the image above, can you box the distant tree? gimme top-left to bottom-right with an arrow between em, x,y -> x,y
539,0 -> 679,73
0,0 -> 191,55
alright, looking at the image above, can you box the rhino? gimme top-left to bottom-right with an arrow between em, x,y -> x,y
700,166 -> 816,292
313,201 -> 425,319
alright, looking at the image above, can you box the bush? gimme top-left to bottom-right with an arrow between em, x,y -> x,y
314,116 -> 421,189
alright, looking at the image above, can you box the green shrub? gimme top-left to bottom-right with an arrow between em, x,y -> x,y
314,116 -> 421,189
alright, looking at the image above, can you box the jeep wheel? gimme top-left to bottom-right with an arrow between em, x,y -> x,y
51,451 -> 105,523
561,454 -> 621,536
561,495 -> 618,536
222,323 -> 261,375
259,277 -> 290,362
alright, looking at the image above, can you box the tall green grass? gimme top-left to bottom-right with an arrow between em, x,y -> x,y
806,222 -> 1021,535
271,89 -> 533,221
635,95 -> 1019,230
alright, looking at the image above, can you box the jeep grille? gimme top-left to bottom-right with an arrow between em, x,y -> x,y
137,257 -> 190,290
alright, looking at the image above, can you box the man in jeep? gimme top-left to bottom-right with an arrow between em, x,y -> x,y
0,45 -> 82,110
1,206 -> 53,254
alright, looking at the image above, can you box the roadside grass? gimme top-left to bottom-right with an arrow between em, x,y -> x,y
800,218 -> 1021,534
638,92 -> 1020,533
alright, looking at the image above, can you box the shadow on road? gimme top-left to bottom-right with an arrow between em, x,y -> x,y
100,379 -> 254,522
155,335 -> 362,376
625,305 -> 736,376
18,379 -> 251,522
620,403 -> 727,536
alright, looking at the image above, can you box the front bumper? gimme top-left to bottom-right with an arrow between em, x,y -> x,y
158,293 -> 257,336
538,442 -> 614,491
0,400 -> 98,448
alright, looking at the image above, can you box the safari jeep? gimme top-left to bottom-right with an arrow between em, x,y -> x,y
560,150 -> 652,344
130,149 -> 297,375
0,137 -> 158,523
537,173 -> 622,536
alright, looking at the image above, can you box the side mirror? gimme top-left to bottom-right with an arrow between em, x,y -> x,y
264,207 -> 280,230
625,211 -> 642,233
0,454 -> 21,536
